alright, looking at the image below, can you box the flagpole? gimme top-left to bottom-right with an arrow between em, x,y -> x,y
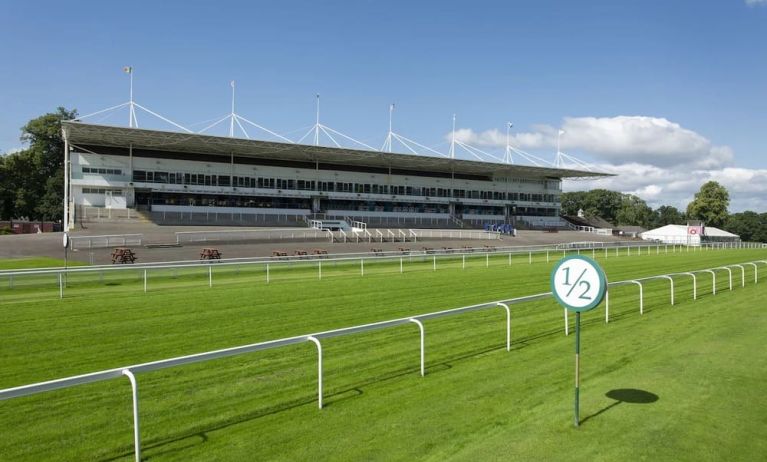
314,94 -> 320,146
230,81 -> 236,137
449,114 -> 456,159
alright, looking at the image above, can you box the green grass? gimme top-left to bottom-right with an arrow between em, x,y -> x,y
0,247 -> 766,461
0,257 -> 86,270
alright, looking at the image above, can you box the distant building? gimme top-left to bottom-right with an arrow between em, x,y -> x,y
640,224 -> 739,245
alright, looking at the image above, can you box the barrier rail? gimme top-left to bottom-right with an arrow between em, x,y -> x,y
69,234 -> 143,250
1,243 -> 764,299
0,259 -> 764,461
175,228 -> 328,244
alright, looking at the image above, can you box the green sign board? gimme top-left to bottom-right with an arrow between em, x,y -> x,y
550,255 -> 607,312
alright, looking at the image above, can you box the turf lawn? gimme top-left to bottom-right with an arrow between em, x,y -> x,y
0,246 -> 766,461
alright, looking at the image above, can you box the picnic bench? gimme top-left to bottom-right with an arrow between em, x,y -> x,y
200,248 -> 222,260
398,247 -> 411,254
294,249 -> 309,258
312,249 -> 328,257
111,247 -> 136,264
370,248 -> 385,256
423,247 -> 435,254
272,250 -> 288,258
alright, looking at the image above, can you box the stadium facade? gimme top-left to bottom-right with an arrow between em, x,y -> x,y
62,121 -> 608,230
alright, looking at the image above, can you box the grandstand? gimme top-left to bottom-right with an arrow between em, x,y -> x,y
62,122 -> 608,231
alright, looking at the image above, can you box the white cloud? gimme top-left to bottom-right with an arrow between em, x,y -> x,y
746,0 -> 767,6
450,115 -> 765,212
453,115 -> 733,169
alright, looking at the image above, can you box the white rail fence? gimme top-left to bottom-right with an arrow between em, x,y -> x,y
1,243 -> 765,298
0,259 -> 764,461
69,234 -> 143,250
175,228 -> 330,244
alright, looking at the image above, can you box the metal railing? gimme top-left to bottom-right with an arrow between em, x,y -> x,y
0,258 -> 764,461
1,242 -> 764,299
69,234 -> 143,250
175,228 -> 328,244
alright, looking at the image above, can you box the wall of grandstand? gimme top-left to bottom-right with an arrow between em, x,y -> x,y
70,152 -> 561,217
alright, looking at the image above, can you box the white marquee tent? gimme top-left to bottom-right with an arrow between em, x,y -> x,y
640,224 -> 739,245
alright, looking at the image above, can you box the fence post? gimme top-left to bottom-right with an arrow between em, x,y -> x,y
564,308 -> 569,336
462,254 -> 465,269
307,337 -> 323,409
434,255 -> 437,271
208,265 -> 213,288
400,257 -> 403,273
409,319 -> 425,376
59,273 -> 63,299
122,369 -> 141,462
529,251 -> 531,264
143,270 -> 147,293
361,258 -> 364,276
604,288 -> 610,323
319,261 -> 322,280
486,253 -> 489,268
509,252 -> 512,265
266,263 -> 270,283
497,303 -> 511,351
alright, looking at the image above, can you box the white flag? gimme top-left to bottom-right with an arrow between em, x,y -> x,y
123,66 -> 133,74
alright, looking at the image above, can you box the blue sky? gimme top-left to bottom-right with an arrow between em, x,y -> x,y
1,0 -> 765,211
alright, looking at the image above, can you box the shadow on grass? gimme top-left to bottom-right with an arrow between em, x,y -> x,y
580,388 -> 659,425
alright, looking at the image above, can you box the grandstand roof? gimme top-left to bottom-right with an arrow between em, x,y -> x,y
62,121 -> 610,180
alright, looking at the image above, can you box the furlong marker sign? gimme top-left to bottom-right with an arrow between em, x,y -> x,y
550,255 -> 607,427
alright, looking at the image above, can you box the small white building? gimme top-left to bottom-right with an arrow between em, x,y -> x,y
640,224 -> 739,245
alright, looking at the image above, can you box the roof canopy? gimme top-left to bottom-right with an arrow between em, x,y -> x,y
63,121 -> 611,180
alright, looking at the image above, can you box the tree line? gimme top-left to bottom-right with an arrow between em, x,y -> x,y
0,108 -> 77,222
561,184 -> 767,242
1,108 -> 765,242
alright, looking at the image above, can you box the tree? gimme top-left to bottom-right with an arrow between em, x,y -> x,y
560,191 -> 588,216
725,211 -> 767,243
653,205 -> 685,227
0,107 -> 76,221
616,194 -> 653,228
686,181 -> 729,227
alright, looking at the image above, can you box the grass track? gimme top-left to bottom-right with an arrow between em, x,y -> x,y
0,247 -> 766,461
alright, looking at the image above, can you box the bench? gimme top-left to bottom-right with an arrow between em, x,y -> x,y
312,249 -> 328,257
200,248 -> 222,260
370,248 -> 385,256
272,250 -> 288,258
111,247 -> 136,264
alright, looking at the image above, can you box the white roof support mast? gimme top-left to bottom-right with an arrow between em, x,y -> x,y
77,66 -> 192,133
297,94 -> 376,151
504,122 -> 514,164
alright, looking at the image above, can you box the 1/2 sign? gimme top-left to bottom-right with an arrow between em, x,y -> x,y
550,255 -> 606,312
